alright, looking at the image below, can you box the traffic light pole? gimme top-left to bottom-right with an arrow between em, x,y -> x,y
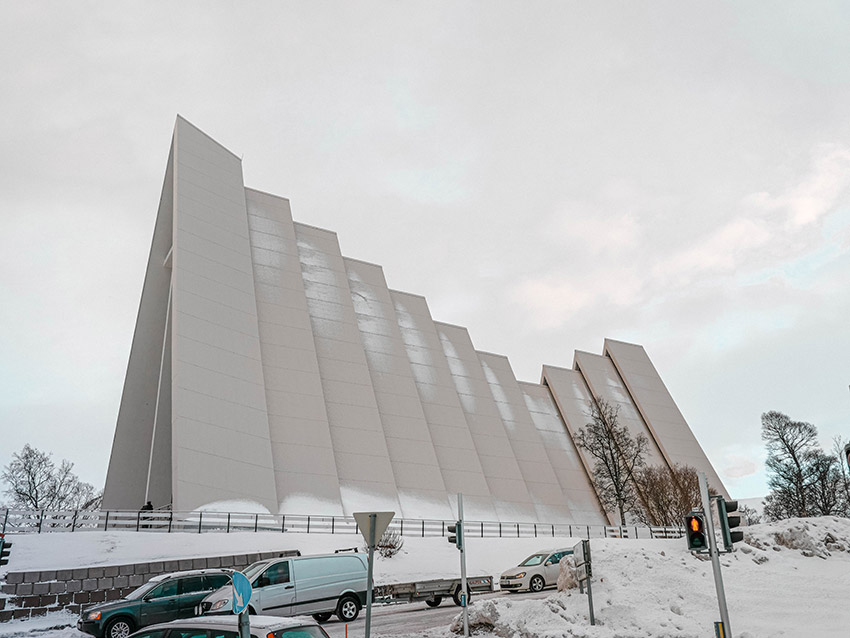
698,472 -> 732,637
457,493 -> 469,638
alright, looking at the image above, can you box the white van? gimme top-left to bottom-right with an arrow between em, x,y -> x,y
200,554 -> 368,623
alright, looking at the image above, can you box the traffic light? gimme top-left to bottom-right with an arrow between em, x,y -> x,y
447,521 -> 463,550
684,511 -> 707,551
844,443 -> 850,473
717,498 -> 743,550
0,533 -> 11,567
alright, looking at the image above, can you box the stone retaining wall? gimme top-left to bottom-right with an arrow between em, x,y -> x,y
0,549 -> 299,622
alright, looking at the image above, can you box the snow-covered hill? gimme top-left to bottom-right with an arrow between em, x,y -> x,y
2,517 -> 849,637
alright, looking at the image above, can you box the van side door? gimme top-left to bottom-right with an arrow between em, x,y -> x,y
292,555 -> 367,616
253,560 -> 294,615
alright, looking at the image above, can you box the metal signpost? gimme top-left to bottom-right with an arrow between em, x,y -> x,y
353,511 -> 395,638
572,539 -> 594,625
457,494 -> 469,638
231,571 -> 252,638
698,471 -> 732,638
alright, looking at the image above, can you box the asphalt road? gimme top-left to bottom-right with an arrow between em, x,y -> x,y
321,590 -> 552,638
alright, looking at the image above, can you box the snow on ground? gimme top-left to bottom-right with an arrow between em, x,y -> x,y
2,517 -> 850,637
0,529 -> 574,585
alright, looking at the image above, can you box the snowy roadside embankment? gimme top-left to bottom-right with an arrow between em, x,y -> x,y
0,530 -> 577,585
2,517 -> 850,637
448,516 -> 850,638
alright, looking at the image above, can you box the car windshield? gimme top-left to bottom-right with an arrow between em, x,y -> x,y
242,560 -> 272,581
125,580 -> 160,600
273,627 -> 330,638
519,554 -> 548,567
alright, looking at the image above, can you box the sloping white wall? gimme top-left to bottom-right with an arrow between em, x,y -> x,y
105,117 -> 729,522
246,189 -> 344,515
170,117 -> 278,513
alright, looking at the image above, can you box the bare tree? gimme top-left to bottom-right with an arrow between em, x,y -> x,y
633,464 -> 708,527
761,411 -> 819,519
738,504 -> 762,526
362,529 -> 405,559
574,398 -> 649,525
831,436 -> 850,517
2,444 -> 100,510
807,450 -> 843,516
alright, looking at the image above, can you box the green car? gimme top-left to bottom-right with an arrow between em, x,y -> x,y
77,570 -> 233,638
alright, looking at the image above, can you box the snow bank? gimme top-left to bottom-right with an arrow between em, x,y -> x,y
2,517 -> 849,637
445,517 -> 850,638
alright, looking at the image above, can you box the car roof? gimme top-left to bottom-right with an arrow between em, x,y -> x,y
140,615 -> 318,633
147,568 -> 234,583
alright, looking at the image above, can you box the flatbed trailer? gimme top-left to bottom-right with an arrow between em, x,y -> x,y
375,575 -> 493,607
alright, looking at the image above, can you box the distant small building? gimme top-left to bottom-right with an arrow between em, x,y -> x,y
102,117 -> 727,523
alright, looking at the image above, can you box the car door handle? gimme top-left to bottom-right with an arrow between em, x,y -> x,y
284,585 -> 294,590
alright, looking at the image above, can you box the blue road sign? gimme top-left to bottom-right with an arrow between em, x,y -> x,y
232,571 -> 252,615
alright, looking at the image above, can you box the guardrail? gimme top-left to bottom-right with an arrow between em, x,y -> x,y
0,508 -> 683,540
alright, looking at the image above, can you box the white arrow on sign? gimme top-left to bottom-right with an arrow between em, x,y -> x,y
353,511 -> 395,547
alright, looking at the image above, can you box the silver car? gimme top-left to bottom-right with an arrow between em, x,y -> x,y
499,548 -> 574,593
127,615 -> 330,638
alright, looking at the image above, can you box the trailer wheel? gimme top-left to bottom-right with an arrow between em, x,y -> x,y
452,585 -> 471,607
425,596 -> 442,607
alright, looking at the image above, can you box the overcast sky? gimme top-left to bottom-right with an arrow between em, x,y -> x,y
2,1 -> 849,503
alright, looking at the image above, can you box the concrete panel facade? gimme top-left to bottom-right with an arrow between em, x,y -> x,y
519,381 -> 607,525
345,259 -> 453,519
436,323 -> 536,522
573,351 -> 667,467
103,140 -> 176,511
476,352 -> 573,523
246,189 -> 344,514
294,223 -> 401,515
104,117 -> 728,523
603,339 -> 728,497
170,117 -> 277,513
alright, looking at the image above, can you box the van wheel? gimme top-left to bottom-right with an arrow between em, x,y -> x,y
312,613 -> 333,623
529,575 -> 545,593
452,586 -> 471,607
336,595 -> 361,622
104,617 -> 135,638
248,606 -> 257,615
425,596 -> 442,607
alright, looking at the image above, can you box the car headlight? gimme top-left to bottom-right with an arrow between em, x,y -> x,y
211,599 -> 230,611
512,572 -> 526,579
87,611 -> 102,621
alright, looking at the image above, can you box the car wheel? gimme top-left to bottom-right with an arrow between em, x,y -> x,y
425,596 -> 442,607
452,585 -> 471,607
336,595 -> 360,622
104,617 -> 135,638
312,612 -> 333,623
529,575 -> 545,593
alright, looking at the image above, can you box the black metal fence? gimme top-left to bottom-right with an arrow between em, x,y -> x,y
0,508 -> 684,540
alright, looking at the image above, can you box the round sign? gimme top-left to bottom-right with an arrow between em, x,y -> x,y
231,571 -> 252,615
